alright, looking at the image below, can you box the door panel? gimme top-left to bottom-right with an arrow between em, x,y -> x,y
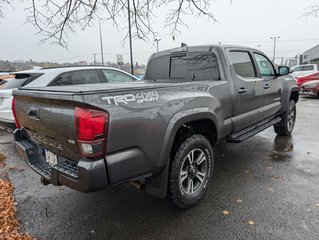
228,50 -> 265,131
252,52 -> 282,118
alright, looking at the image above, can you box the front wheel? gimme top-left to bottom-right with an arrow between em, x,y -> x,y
274,100 -> 296,136
169,134 -> 214,209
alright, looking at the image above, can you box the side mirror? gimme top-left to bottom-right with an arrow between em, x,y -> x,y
278,66 -> 290,76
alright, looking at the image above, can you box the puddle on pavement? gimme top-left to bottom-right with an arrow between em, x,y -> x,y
267,135 -> 294,161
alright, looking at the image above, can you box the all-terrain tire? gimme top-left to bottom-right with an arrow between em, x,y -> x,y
169,134 -> 214,209
274,100 -> 296,136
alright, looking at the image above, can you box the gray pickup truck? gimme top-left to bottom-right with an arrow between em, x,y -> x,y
13,45 -> 299,209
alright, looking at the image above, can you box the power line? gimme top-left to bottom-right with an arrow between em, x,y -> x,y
40,37 -> 319,63
223,38 -> 319,44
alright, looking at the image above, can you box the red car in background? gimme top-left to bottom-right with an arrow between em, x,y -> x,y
295,71 -> 319,89
300,80 -> 319,98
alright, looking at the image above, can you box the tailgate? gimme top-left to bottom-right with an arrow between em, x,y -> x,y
14,91 -> 82,161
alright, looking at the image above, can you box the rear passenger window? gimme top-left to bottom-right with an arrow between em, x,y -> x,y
69,70 -> 102,85
50,72 -> 70,86
170,52 -> 220,81
22,73 -> 44,86
230,51 -> 256,78
293,66 -> 301,72
102,70 -> 135,83
301,65 -> 314,71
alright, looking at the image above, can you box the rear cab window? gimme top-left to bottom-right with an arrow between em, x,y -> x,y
170,52 -> 220,81
145,50 -> 221,82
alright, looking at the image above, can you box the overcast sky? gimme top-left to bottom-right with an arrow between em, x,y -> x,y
1,0 -> 319,65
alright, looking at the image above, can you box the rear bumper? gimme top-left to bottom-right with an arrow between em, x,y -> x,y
0,118 -> 16,132
13,129 -> 108,192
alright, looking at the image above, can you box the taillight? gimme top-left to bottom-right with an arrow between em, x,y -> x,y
12,98 -> 20,128
74,107 -> 109,158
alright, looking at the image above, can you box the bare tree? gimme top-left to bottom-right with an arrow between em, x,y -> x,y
302,4 -> 319,18
17,0 -> 217,48
0,0 -> 13,18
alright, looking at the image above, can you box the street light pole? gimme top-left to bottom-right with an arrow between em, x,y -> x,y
271,36 -> 280,64
154,38 -> 161,52
99,20 -> 104,66
127,0 -> 134,75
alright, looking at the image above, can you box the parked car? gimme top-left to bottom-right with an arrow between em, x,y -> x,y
295,71 -> 319,89
300,80 -> 319,97
290,64 -> 318,78
0,71 -> 41,131
0,66 -> 139,131
13,45 -> 298,209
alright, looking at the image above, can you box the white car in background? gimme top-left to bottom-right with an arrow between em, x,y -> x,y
0,66 -> 139,131
290,64 -> 318,78
0,71 -> 41,131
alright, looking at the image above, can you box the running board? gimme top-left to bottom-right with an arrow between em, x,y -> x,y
227,117 -> 281,143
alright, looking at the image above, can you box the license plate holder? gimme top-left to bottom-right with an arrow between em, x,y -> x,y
45,150 -> 58,166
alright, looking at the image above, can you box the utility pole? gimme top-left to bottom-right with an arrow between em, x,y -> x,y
93,53 -> 96,65
154,38 -> 161,52
271,36 -> 280,64
127,0 -> 134,75
99,20 -> 104,66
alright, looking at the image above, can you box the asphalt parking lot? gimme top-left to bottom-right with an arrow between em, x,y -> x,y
0,96 -> 318,240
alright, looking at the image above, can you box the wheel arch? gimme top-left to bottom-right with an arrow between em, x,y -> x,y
145,108 -> 219,198
290,90 -> 299,103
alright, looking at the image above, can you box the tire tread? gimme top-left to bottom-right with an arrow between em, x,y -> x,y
169,134 -> 213,209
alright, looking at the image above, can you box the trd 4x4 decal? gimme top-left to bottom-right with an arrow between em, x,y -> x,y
101,91 -> 159,105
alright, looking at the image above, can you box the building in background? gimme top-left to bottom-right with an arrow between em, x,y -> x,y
302,44 -> 319,66
285,45 -> 319,68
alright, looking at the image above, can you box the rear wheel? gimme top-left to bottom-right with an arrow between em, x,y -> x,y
274,100 -> 296,136
169,134 -> 213,209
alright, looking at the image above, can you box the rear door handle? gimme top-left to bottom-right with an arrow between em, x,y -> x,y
238,88 -> 248,94
264,83 -> 270,89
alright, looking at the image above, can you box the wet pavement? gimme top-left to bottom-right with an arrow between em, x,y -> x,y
0,97 -> 318,240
